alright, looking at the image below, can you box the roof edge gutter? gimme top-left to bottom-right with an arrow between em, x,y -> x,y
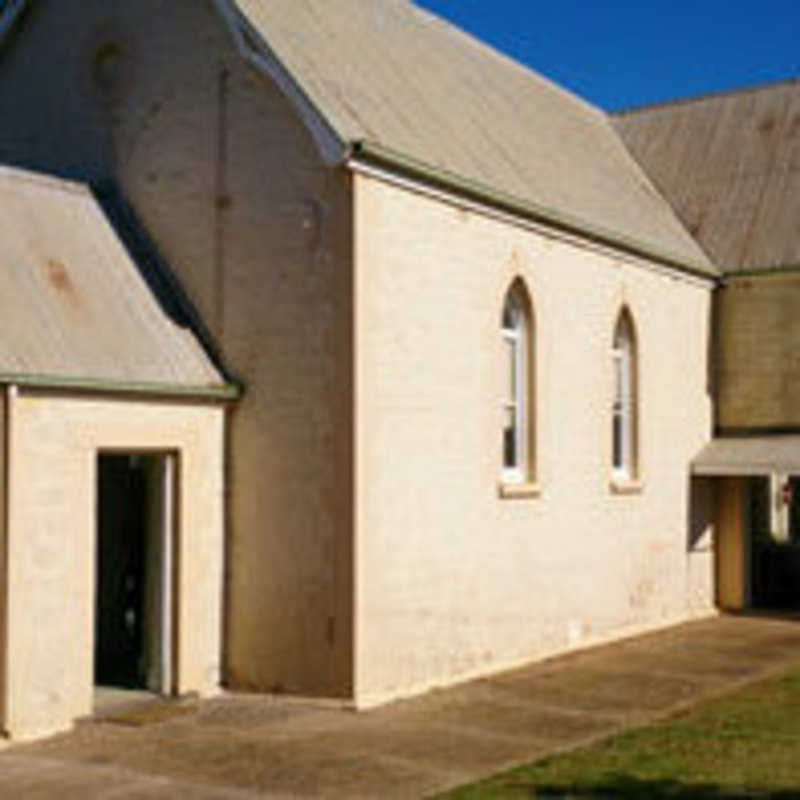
0,373 -> 241,402
348,139 -> 719,283
722,264 -> 800,279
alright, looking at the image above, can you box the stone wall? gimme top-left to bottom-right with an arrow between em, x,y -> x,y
353,172 -> 716,704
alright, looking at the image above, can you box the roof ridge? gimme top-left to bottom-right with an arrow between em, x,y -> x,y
613,75 -> 800,117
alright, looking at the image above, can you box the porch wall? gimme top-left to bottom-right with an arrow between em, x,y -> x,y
2,391 -> 224,740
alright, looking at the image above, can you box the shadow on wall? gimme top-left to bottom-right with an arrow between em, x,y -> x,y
91,179 -> 235,384
708,287 -> 719,408
687,475 -> 715,553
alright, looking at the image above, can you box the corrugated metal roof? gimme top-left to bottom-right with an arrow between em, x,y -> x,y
233,0 -> 715,277
693,436 -> 800,476
0,166 -> 226,391
614,79 -> 800,274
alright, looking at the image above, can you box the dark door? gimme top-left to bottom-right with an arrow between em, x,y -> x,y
750,476 -> 800,609
95,454 -> 148,688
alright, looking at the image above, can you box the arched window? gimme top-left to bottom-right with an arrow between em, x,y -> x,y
501,280 -> 534,484
612,308 -> 637,480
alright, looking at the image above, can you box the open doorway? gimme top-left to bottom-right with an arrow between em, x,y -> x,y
748,476 -> 800,610
95,453 -> 176,695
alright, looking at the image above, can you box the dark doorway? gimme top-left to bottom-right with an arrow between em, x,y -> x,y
749,476 -> 800,610
95,453 -> 174,692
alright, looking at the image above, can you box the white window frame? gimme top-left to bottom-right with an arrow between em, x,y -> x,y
612,311 -> 636,481
501,287 -> 528,484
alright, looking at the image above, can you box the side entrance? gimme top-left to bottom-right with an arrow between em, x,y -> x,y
1,392 -> 225,741
715,475 -> 800,612
96,453 -> 176,695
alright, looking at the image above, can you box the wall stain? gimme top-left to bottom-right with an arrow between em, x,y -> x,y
757,115 -> 776,135
45,259 -> 74,294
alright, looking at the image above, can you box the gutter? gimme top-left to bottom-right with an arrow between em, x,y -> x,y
348,139 -> 719,283
721,265 -> 800,279
0,373 -> 241,402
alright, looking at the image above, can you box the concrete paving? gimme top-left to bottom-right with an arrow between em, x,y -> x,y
3,614 -> 800,798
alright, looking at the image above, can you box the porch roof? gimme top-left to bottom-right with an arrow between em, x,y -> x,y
0,165 -> 232,398
692,436 -> 800,476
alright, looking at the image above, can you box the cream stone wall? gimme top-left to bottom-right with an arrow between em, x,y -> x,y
0,0 -> 354,698
353,173 -> 715,705
2,391 -> 224,740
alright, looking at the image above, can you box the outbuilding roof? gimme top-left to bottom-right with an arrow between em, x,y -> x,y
232,0 -> 715,277
614,79 -> 800,275
0,166 -> 230,397
693,436 -> 800,476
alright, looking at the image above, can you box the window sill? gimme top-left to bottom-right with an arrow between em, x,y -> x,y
498,481 -> 541,499
609,477 -> 644,495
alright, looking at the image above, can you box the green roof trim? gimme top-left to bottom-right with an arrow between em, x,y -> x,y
722,265 -> 800,279
0,373 -> 241,401
350,139 -> 719,281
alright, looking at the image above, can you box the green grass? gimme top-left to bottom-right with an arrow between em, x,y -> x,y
438,670 -> 800,799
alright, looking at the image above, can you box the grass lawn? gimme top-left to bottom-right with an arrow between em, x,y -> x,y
438,669 -> 800,799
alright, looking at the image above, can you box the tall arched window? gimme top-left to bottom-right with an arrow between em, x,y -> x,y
501,280 -> 534,484
612,308 -> 638,481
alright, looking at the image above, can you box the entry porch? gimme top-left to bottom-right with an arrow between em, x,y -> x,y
693,436 -> 800,612
0,389 -> 226,741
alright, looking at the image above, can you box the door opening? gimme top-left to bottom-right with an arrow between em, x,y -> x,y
748,476 -> 800,610
95,453 -> 176,694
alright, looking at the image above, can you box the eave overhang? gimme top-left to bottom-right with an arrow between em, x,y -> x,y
0,373 -> 241,402
348,139 -> 719,283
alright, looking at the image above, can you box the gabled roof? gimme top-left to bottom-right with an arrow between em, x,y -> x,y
232,0 -> 716,278
0,166 -> 231,397
0,0 -> 714,277
614,79 -> 800,275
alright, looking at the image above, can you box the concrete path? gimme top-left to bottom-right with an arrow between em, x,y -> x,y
3,614 -> 800,799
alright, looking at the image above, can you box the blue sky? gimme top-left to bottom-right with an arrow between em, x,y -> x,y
415,0 -> 800,111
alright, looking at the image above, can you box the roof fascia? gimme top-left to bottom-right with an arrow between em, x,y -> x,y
722,265 -> 800,279
0,373 -> 241,401
349,139 -> 720,283
212,0 -> 345,165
